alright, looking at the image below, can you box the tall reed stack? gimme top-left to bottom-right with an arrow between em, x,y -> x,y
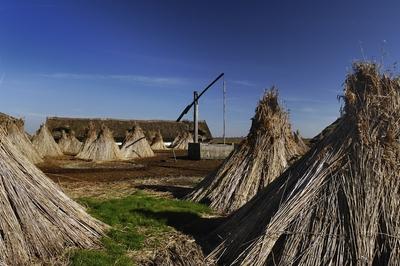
150,130 -> 167,150
76,124 -> 121,161
77,121 -> 97,157
120,125 -> 155,159
207,62 -> 400,265
3,118 -> 43,164
32,124 -> 63,157
58,130 -> 82,155
187,88 -> 307,214
0,126 -> 105,265
170,131 -> 193,150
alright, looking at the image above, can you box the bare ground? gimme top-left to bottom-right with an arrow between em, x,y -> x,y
38,150 -> 222,199
37,151 -> 224,264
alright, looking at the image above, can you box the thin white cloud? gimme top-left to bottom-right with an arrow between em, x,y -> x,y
39,73 -> 188,86
109,74 -> 185,85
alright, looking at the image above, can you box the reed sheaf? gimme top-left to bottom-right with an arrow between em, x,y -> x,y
170,131 -> 193,150
3,119 -> 43,164
146,232 -> 207,266
187,89 -> 307,214
76,124 -> 121,161
32,123 -> 63,157
207,62 -> 400,265
120,125 -> 155,159
0,126 -> 105,265
151,130 -> 167,150
58,130 -> 82,155
76,121 -> 97,157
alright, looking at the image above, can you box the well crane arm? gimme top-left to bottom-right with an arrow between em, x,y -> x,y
176,73 -> 224,122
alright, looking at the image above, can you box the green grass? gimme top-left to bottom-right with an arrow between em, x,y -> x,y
69,191 -> 211,266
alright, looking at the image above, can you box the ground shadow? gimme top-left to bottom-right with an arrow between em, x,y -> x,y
175,155 -> 190,160
136,184 -> 193,199
133,208 -> 226,252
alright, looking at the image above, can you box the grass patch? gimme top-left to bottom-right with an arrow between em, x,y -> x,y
69,190 -> 211,265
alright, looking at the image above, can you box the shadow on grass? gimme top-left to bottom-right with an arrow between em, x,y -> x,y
136,184 -> 193,199
73,191 -> 225,263
132,208 -> 226,251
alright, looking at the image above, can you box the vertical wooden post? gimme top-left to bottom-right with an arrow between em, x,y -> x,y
194,91 -> 199,143
223,78 -> 226,144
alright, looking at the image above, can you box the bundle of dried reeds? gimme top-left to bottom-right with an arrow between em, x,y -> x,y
151,130 -> 167,150
32,123 -> 63,157
77,121 -> 97,155
207,62 -> 400,265
293,129 -> 308,152
144,232 -> 207,266
187,88 -> 307,214
58,130 -> 82,155
120,125 -> 155,159
76,124 -> 121,161
145,130 -> 158,144
0,127 -> 105,265
169,131 -> 193,150
3,119 -> 43,164
170,133 -> 182,148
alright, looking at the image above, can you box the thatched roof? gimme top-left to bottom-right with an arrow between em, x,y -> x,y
46,117 -> 212,142
76,124 -> 122,161
187,88 -> 307,214
32,124 -> 63,157
58,130 -> 82,155
120,125 -> 155,159
151,130 -> 167,150
0,127 -> 105,265
207,62 -> 400,265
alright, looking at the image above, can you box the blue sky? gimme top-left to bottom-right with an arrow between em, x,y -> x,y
0,0 -> 399,137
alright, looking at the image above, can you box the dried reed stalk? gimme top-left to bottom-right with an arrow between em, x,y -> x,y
76,124 -> 121,161
170,131 -> 193,150
151,130 -> 167,150
32,123 -> 63,157
120,125 -> 155,159
293,130 -> 308,152
187,88 -> 307,214
207,62 -> 400,265
77,121 -> 97,156
144,232 -> 207,266
145,130 -> 158,144
58,130 -> 82,155
3,119 -> 43,164
0,126 -> 106,265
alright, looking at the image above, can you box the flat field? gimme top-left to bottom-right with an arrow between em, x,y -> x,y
38,151 -> 224,265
